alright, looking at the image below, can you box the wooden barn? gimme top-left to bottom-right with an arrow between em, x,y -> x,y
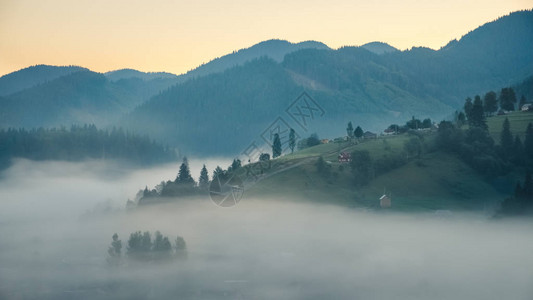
379,194 -> 391,208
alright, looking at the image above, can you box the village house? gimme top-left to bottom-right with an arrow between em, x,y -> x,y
379,194 -> 391,208
363,131 -> 377,139
338,152 -> 352,163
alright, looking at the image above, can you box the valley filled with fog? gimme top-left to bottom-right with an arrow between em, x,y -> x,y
1,160 -> 532,300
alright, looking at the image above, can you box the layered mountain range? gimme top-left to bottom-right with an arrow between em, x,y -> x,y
0,10 -> 531,155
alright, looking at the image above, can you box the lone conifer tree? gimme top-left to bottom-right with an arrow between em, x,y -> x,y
483,91 -> 498,116
354,126 -> 363,139
347,122 -> 354,138
199,164 -> 209,189
289,128 -> 296,153
272,133 -> 282,158
500,117 -> 513,156
512,136 -> 525,164
499,87 -> 517,111
464,97 -> 473,123
470,96 -> 487,129
213,166 -> 224,179
176,157 -> 194,185
108,233 -> 122,257
524,123 -> 533,159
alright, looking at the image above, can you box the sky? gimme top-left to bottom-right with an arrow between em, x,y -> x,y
0,0 -> 531,77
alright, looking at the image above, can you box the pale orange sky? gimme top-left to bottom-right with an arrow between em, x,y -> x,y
0,0 -> 531,77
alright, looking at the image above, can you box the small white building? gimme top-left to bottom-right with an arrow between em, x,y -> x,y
521,103 -> 532,112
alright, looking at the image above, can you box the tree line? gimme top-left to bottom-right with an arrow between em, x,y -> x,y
458,86 -> 529,127
136,157 -> 244,204
0,125 -> 176,170
107,231 -> 186,265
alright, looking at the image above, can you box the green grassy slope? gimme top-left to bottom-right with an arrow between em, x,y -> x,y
487,111 -> 533,142
243,129 -> 516,211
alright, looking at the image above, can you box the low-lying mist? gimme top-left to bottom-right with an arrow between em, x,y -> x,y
0,159 -> 532,299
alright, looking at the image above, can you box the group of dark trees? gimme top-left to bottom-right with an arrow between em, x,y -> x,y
386,117 -> 433,134
272,128 -> 298,157
461,87 -> 529,123
139,157 -> 205,202
107,231 -> 186,265
0,125 -> 176,170
437,84 -> 532,176
498,172 -> 533,216
297,133 -> 321,150
436,89 -> 532,215
437,118 -> 533,178
346,122 -> 364,139
138,157 -> 244,204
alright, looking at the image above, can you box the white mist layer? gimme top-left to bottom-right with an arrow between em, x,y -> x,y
0,160 -> 532,300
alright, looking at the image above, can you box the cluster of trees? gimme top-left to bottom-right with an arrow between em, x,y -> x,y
499,119 -> 533,165
346,122 -> 364,139
0,125 -> 176,170
107,231 -> 186,264
297,133 -> 321,150
498,172 -> 533,216
386,117 -> 433,134
438,105 -> 533,178
137,157 -> 244,204
460,87 -> 529,124
270,128 -> 299,158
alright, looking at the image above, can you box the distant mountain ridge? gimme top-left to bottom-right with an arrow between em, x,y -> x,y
0,39 -> 332,129
105,69 -> 178,82
361,42 -> 399,54
0,70 -> 179,128
0,65 -> 88,96
176,39 -> 330,82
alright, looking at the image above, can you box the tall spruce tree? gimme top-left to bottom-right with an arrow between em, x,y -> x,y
457,112 -> 466,127
470,96 -> 487,129
483,91 -> 498,116
512,136 -> 525,164
499,87 -> 517,111
524,123 -> 533,159
347,122 -> 354,138
176,157 -> 194,185
229,159 -> 241,172
199,164 -> 209,189
272,133 -> 282,158
354,126 -> 363,139
213,166 -> 224,179
500,117 -> 514,156
464,97 -> 473,123
289,128 -> 296,153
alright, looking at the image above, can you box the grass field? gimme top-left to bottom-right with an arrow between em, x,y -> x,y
244,130 -> 506,212
487,111 -> 533,142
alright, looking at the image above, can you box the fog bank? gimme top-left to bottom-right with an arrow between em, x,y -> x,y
0,160 -> 532,299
